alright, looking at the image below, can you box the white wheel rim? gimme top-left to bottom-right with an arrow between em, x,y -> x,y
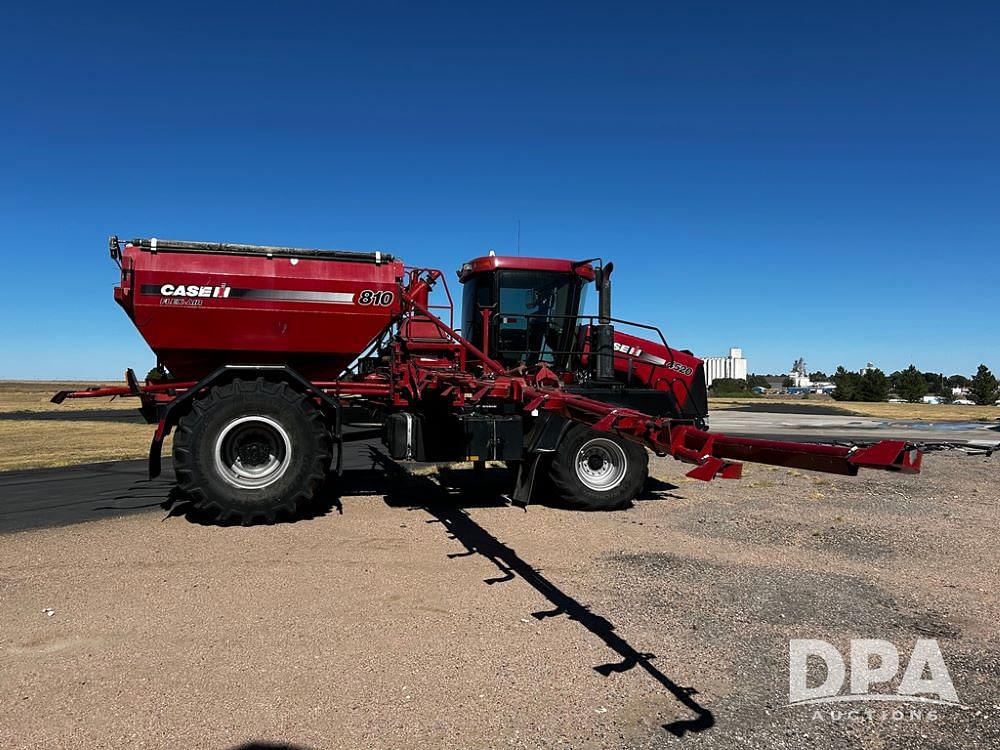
575,437 -> 628,492
213,415 -> 292,489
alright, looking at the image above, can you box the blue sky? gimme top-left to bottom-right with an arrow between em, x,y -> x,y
1,1 -> 997,379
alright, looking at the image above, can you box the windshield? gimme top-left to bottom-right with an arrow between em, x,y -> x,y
497,270 -> 585,367
460,269 -> 588,368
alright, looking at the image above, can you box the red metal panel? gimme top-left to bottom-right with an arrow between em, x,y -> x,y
120,244 -> 404,380
458,255 -> 596,281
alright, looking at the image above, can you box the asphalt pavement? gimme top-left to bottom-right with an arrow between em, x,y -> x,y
0,435 -> 383,535
0,460 -> 173,534
709,410 -> 1000,447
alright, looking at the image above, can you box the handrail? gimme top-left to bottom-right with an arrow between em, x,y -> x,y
487,311 -> 677,366
494,311 -> 673,352
404,266 -> 454,328
127,237 -> 393,263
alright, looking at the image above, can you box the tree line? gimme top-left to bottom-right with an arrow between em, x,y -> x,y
708,374 -> 772,396
830,364 -> 999,404
708,365 -> 999,405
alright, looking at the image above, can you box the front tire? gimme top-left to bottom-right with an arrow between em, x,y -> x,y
173,378 -> 332,524
548,424 -> 648,510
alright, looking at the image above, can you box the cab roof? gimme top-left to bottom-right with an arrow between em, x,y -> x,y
457,255 -> 595,282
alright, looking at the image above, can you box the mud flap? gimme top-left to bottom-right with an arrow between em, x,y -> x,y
511,453 -> 545,507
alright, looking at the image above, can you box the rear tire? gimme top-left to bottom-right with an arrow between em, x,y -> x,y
548,424 -> 648,510
173,378 -> 332,524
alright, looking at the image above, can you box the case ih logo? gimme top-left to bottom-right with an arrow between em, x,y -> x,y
140,283 -> 375,306
613,342 -> 644,357
612,342 -> 690,372
158,283 -> 232,298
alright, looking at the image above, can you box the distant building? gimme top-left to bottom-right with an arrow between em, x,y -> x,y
787,382 -> 836,396
860,361 -> 878,375
811,381 -> 836,394
704,347 -> 747,386
787,357 -> 811,388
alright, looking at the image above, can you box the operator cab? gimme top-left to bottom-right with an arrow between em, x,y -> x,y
458,255 -> 594,369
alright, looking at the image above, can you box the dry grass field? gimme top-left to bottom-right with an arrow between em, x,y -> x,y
710,396 -> 1000,422
0,381 -> 164,472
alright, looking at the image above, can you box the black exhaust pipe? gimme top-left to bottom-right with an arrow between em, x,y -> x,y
592,262 -> 614,381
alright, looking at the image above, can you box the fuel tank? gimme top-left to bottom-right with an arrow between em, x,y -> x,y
113,238 -> 404,380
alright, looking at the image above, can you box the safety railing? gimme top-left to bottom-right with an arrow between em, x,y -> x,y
484,311 -> 707,420
404,266 -> 454,329
485,312 -> 675,367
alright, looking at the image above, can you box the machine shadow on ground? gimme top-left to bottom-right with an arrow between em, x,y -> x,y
367,448 -> 714,738
0,408 -> 146,423
163,485 -> 344,526
161,461 -> 683,525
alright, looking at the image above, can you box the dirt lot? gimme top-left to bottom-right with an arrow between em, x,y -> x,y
1,453 -> 997,749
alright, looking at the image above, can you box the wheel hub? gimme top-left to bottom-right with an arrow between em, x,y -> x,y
214,415 -> 292,489
575,437 -> 628,492
237,441 -> 271,467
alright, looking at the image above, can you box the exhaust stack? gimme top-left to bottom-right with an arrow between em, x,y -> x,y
592,262 -> 615,381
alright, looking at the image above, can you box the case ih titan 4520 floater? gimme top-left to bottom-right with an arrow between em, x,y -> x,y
54,237 -> 921,523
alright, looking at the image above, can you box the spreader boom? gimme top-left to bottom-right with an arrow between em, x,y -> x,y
663,425 -> 922,481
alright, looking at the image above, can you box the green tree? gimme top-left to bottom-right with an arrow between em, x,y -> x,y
896,365 -> 928,403
921,371 -> 945,394
946,374 -> 969,390
808,371 -> 828,381
831,366 -> 861,401
858,368 -> 890,402
781,376 -> 795,388
747,374 -> 771,390
710,378 -> 750,396
969,364 -> 999,406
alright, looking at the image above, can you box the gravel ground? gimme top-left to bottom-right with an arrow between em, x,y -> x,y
1,452 -> 998,749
